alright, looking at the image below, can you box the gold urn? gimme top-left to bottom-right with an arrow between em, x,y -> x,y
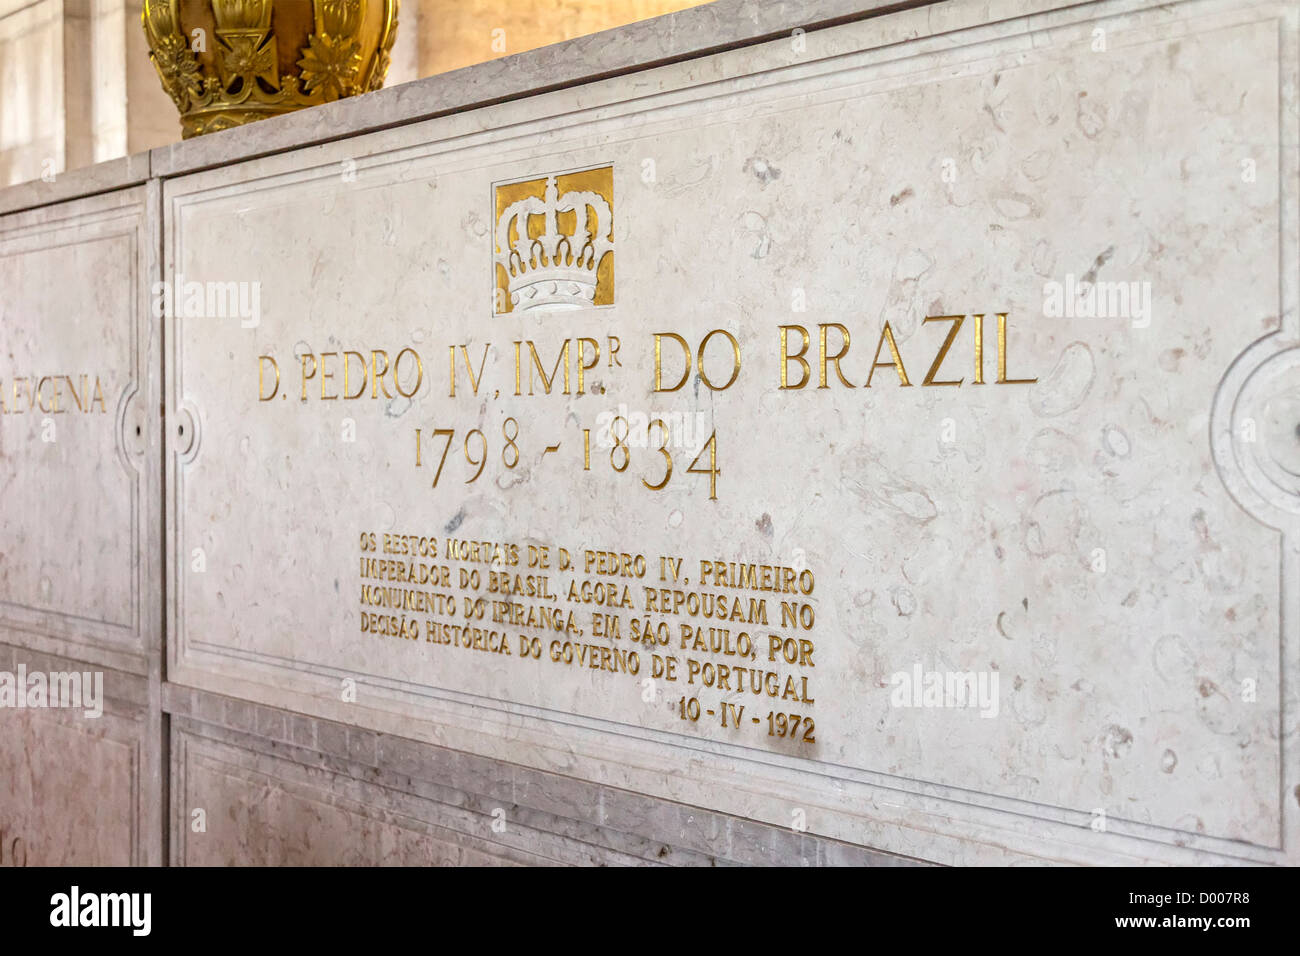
142,0 -> 399,138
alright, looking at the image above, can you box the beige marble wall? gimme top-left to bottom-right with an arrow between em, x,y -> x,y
0,0 -> 175,186
0,0 -> 65,186
0,0 -> 709,186
120,0 -> 180,153
416,0 -> 707,75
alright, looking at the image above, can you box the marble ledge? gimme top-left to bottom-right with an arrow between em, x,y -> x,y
0,641 -> 152,716
0,151 -> 152,218
162,682 -> 925,867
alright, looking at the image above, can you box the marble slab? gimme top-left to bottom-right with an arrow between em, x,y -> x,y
0,184 -> 162,675
0,151 -> 152,217
158,0 -> 1299,866
0,644 -> 160,865
0,180 -> 164,866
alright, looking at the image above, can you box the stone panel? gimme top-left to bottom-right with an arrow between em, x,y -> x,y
160,0 -> 1299,864
0,184 -> 161,675
0,644 -> 158,865
0,181 -> 163,866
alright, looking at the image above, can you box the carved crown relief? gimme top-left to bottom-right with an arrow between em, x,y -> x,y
493,166 -> 615,314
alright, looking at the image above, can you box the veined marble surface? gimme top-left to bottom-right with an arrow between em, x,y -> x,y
0,183 -> 165,865
0,185 -> 161,674
156,0 -> 1298,864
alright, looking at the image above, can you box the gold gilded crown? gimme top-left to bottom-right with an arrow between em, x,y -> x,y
142,0 -> 399,138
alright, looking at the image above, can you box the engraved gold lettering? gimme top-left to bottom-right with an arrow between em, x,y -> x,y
319,351 -> 340,400
864,321 -> 911,387
258,355 -> 280,401
921,315 -> 965,387
36,377 -> 55,413
818,323 -> 853,388
577,337 -> 599,394
524,340 -> 570,395
300,353 -> 317,401
395,347 -> 424,398
697,329 -> 741,391
996,313 -> 1037,384
455,344 -> 488,397
779,325 -> 811,389
343,351 -> 367,399
370,350 -> 392,398
0,374 -> 106,414
654,333 -> 691,392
